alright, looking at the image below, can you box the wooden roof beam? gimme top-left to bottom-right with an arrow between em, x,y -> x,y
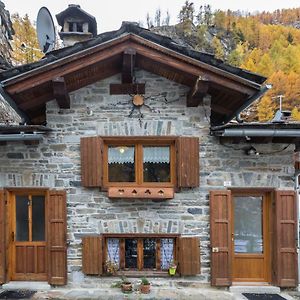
122,48 -> 136,84
187,76 -> 209,107
52,76 -> 70,109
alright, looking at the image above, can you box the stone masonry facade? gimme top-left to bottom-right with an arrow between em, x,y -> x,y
0,70 -> 295,286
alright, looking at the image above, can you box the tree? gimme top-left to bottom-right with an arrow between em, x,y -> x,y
257,96 -> 276,121
155,8 -> 161,27
11,13 -> 43,65
162,10 -> 170,26
146,12 -> 153,29
291,107 -> 300,121
211,36 -> 224,60
178,1 -> 194,24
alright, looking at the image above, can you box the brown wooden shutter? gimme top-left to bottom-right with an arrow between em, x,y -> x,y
47,190 -> 67,285
82,236 -> 103,275
176,137 -> 199,188
178,237 -> 200,275
274,190 -> 298,287
210,190 -> 232,286
0,190 -> 6,284
80,136 -> 103,187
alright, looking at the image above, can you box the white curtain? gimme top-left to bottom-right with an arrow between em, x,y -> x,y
107,238 -> 120,266
143,147 -> 170,163
160,238 -> 174,270
108,147 -> 134,164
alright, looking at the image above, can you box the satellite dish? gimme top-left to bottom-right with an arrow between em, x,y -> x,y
37,7 -> 56,53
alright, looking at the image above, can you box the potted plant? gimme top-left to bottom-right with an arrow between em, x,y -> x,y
105,260 -> 118,275
140,277 -> 150,294
168,261 -> 177,276
121,276 -> 132,293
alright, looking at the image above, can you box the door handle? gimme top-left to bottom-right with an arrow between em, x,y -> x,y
11,232 -> 15,242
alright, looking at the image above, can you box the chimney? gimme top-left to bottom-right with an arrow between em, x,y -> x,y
56,4 -> 97,47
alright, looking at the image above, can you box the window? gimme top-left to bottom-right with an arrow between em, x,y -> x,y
104,236 -> 176,272
103,138 -> 176,188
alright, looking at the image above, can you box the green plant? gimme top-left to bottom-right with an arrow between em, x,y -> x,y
111,281 -> 122,288
121,275 -> 131,284
105,260 -> 118,275
141,277 -> 150,285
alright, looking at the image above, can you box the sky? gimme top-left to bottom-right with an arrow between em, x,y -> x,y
4,0 -> 300,34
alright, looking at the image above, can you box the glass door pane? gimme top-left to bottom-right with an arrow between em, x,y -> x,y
234,196 -> 263,253
143,238 -> 156,269
15,196 -> 29,241
32,196 -> 45,241
125,239 -> 137,269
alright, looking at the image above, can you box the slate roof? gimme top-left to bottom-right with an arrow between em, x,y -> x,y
0,22 -> 266,84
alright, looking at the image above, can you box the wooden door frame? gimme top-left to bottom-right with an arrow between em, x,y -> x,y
231,190 -> 272,283
7,188 -> 48,281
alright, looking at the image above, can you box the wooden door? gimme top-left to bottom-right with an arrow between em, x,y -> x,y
11,193 -> 47,281
232,192 -> 271,282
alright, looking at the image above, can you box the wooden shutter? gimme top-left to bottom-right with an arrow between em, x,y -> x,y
80,136 -> 103,187
0,190 -> 6,284
82,236 -> 103,275
210,190 -> 232,286
178,237 -> 200,275
274,190 -> 298,287
176,137 -> 199,188
47,190 -> 67,285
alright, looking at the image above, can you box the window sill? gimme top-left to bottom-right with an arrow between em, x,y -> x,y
105,270 -> 178,277
108,187 -> 174,199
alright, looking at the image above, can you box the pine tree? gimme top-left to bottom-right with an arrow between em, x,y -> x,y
11,13 -> 43,65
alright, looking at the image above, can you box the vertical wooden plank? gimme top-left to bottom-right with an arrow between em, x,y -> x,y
0,189 -> 6,283
120,239 -> 125,269
137,239 -> 143,271
47,190 -> 67,285
82,236 -> 103,275
176,137 -> 199,188
156,239 -> 161,271
178,237 -> 200,275
80,137 -> 103,187
274,190 -> 298,287
210,190 -> 232,286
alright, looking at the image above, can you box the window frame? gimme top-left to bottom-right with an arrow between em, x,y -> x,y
103,233 -> 179,273
102,137 -> 176,188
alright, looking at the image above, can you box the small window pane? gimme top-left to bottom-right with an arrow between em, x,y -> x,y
143,239 -> 156,269
161,239 -> 174,269
32,196 -> 45,241
108,146 -> 135,182
16,196 -> 29,241
234,196 -> 263,253
125,239 -> 137,269
143,146 -> 170,182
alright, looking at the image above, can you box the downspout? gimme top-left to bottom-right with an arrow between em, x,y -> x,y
222,84 -> 271,125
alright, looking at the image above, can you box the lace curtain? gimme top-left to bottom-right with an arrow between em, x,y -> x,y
107,238 -> 120,266
160,238 -> 174,269
108,147 -> 134,164
143,147 -> 170,163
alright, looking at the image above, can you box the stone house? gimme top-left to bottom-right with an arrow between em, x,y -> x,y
0,17 -> 299,289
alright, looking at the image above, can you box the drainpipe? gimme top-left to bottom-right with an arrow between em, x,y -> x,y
0,133 -> 43,141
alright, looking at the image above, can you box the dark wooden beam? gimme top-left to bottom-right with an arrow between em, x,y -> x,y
110,83 -> 145,95
52,77 -> 70,109
122,48 -> 136,83
187,77 -> 209,107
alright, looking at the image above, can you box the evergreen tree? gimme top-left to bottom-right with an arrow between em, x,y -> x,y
211,36 -> 224,60
257,96 -> 276,121
11,13 -> 43,65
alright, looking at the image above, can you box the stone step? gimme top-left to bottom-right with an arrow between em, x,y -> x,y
229,285 -> 280,294
2,281 -> 51,291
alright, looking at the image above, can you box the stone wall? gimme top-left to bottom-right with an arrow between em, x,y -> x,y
0,70 -> 295,286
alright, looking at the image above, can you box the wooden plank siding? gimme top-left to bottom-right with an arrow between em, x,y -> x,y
210,190 -> 232,286
0,190 -> 6,283
176,137 -> 199,188
178,237 -> 200,275
274,190 -> 298,287
80,137 -> 103,188
47,190 -> 67,285
82,236 -> 103,275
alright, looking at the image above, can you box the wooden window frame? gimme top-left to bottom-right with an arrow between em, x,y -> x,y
103,233 -> 179,274
102,136 -> 176,189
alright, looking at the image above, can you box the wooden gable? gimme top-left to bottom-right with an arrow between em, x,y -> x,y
2,33 -> 264,125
